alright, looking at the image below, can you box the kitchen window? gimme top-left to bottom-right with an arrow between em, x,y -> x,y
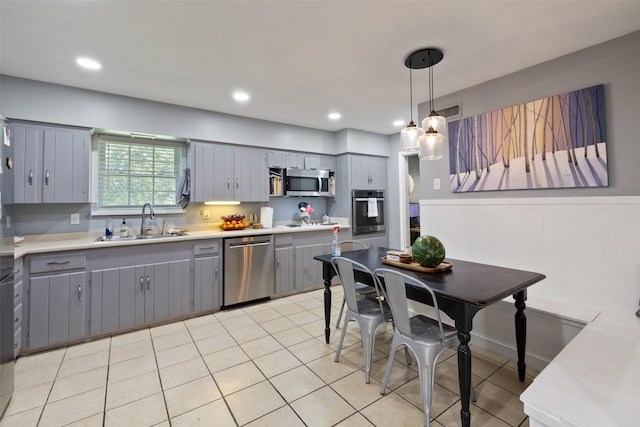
92,133 -> 187,215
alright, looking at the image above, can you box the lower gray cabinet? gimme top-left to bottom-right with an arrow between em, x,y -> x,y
25,252 -> 87,350
294,244 -> 331,291
29,271 -> 86,349
275,246 -> 295,294
88,242 -> 192,338
193,240 -> 222,313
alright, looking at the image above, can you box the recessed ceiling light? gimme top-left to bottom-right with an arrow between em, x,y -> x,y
328,112 -> 341,120
233,91 -> 250,102
393,120 -> 405,127
76,57 -> 101,70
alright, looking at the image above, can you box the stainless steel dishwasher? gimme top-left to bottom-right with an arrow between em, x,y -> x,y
224,235 -> 275,306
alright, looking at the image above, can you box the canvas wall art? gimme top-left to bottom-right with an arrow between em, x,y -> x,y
448,84 -> 607,192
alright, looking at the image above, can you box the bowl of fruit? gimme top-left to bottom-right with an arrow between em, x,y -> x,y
219,214 -> 250,231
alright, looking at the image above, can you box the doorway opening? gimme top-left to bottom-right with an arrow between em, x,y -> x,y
397,152 -> 420,250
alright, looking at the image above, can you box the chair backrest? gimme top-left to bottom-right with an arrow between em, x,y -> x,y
331,256 -> 384,314
339,240 -> 369,252
374,268 -> 447,343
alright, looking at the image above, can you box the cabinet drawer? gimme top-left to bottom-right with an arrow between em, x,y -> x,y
29,252 -> 86,273
14,303 -> 22,333
275,235 -> 293,246
14,258 -> 23,280
14,281 -> 22,306
194,241 -> 220,256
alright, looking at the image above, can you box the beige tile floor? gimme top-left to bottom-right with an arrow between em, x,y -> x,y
1,286 -> 538,427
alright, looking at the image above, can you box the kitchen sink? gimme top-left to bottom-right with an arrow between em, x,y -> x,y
94,232 -> 188,242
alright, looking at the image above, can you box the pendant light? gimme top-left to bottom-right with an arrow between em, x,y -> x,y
400,67 -> 424,152
405,48 -> 446,160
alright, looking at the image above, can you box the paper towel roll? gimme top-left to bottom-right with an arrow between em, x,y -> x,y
260,207 -> 273,229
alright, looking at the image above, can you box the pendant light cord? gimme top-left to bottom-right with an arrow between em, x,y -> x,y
428,51 -> 434,114
409,68 -> 414,123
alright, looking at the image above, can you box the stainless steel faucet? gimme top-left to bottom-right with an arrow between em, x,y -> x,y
141,203 -> 155,235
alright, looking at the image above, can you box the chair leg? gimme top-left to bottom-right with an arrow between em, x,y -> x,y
417,362 -> 434,427
405,347 -> 412,365
334,313 -> 350,362
471,384 -> 477,403
336,297 -> 346,329
380,340 -> 399,394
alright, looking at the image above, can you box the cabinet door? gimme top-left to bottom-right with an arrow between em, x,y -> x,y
167,259 -> 191,318
267,151 -> 287,168
194,255 -> 220,312
12,125 -> 43,203
286,153 -> 305,169
90,266 -> 137,335
42,127 -> 90,203
368,156 -> 387,189
275,247 -> 295,294
29,272 -> 85,348
350,155 -> 370,189
234,147 -> 268,202
212,145 -> 234,200
192,143 -> 216,201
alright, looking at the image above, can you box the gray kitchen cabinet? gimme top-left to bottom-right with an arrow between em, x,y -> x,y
88,242 -> 192,338
292,231 -> 333,291
267,151 -> 304,169
350,154 -> 387,190
274,235 -> 295,294
14,258 -> 23,357
11,122 -> 90,203
304,155 -> 336,171
233,147 -> 269,202
25,252 -> 87,350
193,240 -> 222,312
192,142 -> 267,202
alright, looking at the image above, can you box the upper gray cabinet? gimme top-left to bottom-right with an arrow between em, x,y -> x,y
350,154 -> 387,190
304,155 -> 336,171
192,142 -> 268,202
10,122 -> 90,203
267,151 -> 304,169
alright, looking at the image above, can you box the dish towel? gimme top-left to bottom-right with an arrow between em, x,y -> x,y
177,168 -> 190,209
367,197 -> 378,218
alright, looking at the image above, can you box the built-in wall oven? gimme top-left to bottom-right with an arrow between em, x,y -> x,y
352,190 -> 385,235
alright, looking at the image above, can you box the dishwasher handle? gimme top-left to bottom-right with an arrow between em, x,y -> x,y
228,241 -> 271,249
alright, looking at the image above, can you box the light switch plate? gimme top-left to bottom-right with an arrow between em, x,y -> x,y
434,178 -> 441,190
70,213 -> 80,225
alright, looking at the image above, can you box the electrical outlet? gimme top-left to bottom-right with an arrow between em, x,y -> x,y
434,178 -> 441,190
70,213 -> 80,225
200,209 -> 210,219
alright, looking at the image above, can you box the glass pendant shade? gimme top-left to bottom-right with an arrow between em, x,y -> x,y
400,121 -> 424,152
418,129 -> 445,160
421,112 -> 446,134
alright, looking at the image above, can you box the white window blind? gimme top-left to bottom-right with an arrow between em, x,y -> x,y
97,137 -> 183,209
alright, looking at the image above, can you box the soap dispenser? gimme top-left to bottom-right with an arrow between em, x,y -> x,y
120,218 -> 128,238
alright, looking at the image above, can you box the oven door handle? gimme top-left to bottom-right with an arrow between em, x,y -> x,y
354,198 -> 383,202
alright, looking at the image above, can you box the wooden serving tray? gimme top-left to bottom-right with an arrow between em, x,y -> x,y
381,257 -> 453,273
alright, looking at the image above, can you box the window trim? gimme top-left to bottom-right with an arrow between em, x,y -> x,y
90,133 -> 188,217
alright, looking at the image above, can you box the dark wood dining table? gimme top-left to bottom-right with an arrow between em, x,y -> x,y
314,247 -> 546,427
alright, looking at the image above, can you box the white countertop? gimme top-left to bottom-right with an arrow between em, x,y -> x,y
520,311 -> 640,427
14,223 -> 350,258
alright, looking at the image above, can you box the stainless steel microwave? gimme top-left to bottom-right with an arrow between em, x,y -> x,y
284,168 -> 335,197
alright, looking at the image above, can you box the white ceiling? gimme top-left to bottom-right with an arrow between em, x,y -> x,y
2,1 -> 640,136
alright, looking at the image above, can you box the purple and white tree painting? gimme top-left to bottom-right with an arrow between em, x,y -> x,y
449,84 -> 607,192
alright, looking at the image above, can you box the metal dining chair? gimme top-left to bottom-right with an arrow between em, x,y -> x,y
331,256 -> 391,383
334,240 -> 375,329
375,268 -> 475,427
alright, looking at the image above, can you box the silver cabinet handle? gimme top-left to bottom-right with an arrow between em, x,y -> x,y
199,246 -> 214,251
236,178 -> 239,189
77,285 -> 82,300
276,257 -> 280,268
214,266 -> 218,279
227,178 -> 230,189
146,275 -> 150,290
45,170 -> 50,185
28,170 -> 34,185
140,276 -> 144,291
47,260 -> 70,266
